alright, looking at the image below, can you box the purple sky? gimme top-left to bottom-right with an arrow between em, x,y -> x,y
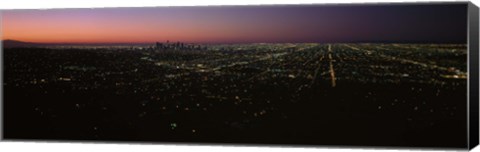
2,3 -> 468,44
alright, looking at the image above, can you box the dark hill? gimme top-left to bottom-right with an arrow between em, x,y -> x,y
2,40 -> 43,48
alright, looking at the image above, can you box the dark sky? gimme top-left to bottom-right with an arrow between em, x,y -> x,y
3,3 -> 468,43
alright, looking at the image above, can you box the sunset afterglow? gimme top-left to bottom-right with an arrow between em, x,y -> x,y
2,4 -> 467,44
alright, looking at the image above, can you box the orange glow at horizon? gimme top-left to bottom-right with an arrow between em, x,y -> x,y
1,8 -> 270,44
2,17 -> 227,44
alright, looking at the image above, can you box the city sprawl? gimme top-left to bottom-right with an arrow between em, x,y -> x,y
4,43 -> 467,147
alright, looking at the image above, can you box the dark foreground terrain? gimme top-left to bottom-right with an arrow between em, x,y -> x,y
4,43 -> 468,148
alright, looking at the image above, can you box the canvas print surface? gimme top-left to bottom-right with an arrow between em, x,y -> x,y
1,3 -> 471,148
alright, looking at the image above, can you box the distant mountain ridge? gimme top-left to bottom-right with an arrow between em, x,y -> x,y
2,39 -> 44,48
2,40 -> 155,48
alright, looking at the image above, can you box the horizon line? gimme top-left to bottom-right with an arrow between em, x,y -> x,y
2,39 -> 468,45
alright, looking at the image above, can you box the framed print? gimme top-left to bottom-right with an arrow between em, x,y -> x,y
1,1 -> 479,150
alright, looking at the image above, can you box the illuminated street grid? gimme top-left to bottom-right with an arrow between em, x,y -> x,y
4,43 -> 467,147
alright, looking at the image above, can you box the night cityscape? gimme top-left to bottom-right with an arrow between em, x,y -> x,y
1,3 -> 470,148
3,42 -> 467,147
